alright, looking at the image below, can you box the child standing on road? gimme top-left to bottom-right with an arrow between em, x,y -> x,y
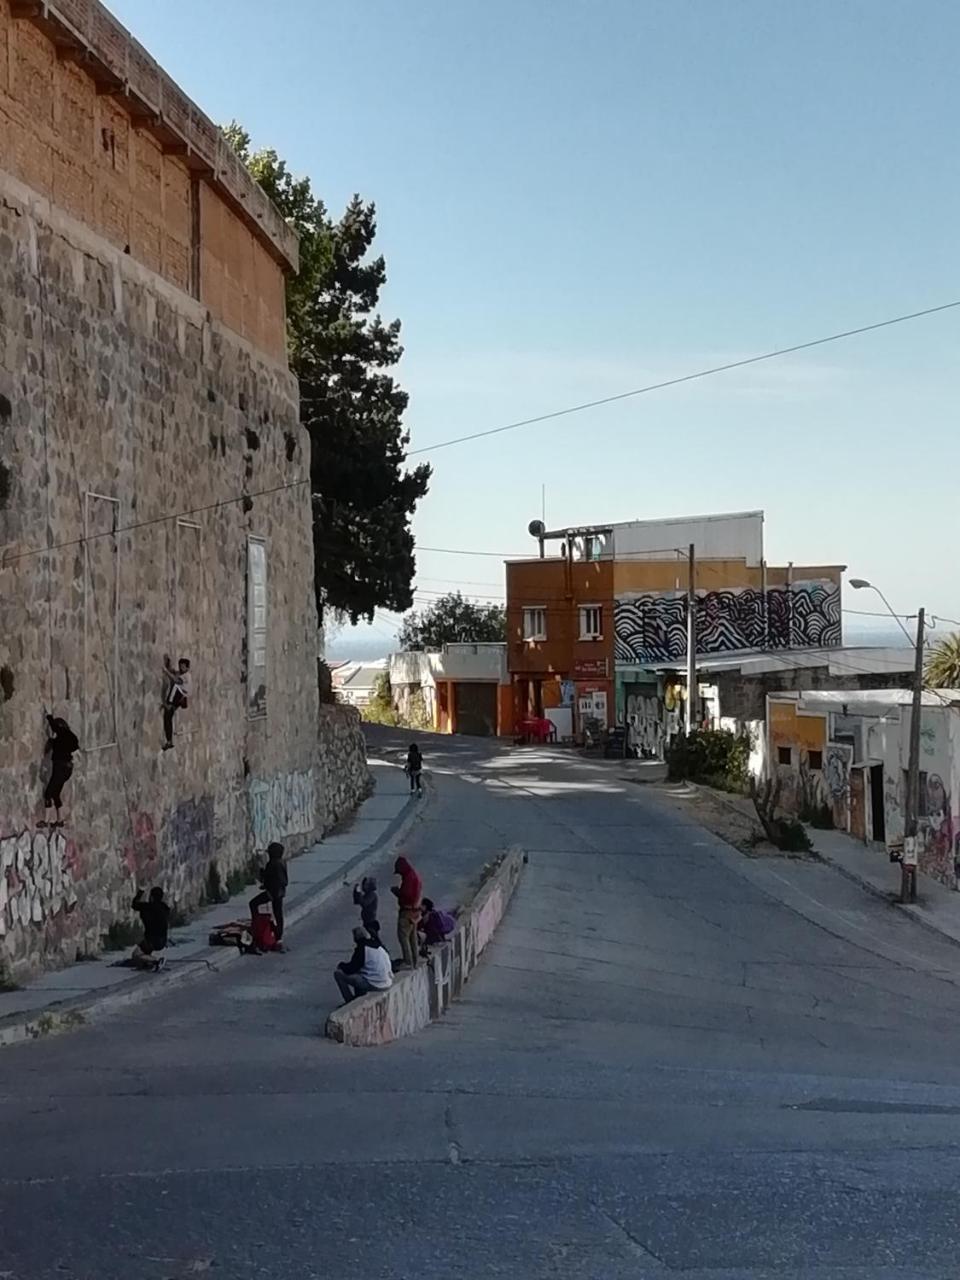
405,743 -> 423,797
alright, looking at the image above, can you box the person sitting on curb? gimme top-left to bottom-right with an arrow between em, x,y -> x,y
418,898 -> 458,956
334,926 -> 393,1004
353,875 -> 380,939
391,854 -> 422,968
130,886 -> 170,972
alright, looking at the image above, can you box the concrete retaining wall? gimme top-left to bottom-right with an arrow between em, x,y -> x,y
325,846 -> 525,1047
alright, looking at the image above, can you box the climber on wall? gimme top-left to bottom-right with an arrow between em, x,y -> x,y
161,653 -> 191,750
39,712 -> 79,829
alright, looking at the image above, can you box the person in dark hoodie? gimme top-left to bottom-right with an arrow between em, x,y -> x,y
391,854 -> 422,968
352,876 -> 379,938
334,926 -> 393,1004
39,713 -> 79,829
130,887 -> 170,971
260,842 -> 288,943
405,743 -> 424,796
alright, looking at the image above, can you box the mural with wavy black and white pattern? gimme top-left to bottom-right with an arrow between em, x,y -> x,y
614,582 -> 841,664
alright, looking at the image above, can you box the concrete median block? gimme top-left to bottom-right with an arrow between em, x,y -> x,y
325,845 -> 525,1047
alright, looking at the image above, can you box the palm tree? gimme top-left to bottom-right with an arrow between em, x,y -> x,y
925,631 -> 960,688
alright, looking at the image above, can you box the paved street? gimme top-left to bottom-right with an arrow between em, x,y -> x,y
5,728 -> 960,1278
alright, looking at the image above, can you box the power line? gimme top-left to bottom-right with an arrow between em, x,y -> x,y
1,477 -> 309,567
416,575 -> 504,588
416,545 -> 529,558
407,299 -> 960,457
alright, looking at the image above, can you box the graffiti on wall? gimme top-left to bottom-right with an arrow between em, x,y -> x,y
614,582 -> 841,663
625,691 -> 667,759
824,743 -> 852,829
0,829 -> 79,935
919,774 -> 954,883
165,796 -> 214,873
249,771 -> 317,848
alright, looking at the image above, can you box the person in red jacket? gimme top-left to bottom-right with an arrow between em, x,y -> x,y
391,854 -> 422,968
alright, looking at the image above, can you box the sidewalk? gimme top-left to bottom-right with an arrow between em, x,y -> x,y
0,757 -> 416,1047
809,824 -> 960,950
670,778 -> 960,952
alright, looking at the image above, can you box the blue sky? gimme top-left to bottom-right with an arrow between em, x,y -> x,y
112,0 -> 960,652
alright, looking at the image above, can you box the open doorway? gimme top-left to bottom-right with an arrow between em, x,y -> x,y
870,764 -> 886,843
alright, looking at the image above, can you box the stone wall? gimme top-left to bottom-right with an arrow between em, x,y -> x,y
316,704 -> 373,831
0,165 -> 339,980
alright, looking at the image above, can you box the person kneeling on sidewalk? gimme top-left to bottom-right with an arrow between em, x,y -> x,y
334,926 -> 393,1004
245,890 -> 280,954
130,886 -> 170,972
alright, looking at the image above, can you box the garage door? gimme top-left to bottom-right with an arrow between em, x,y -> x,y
454,682 -> 498,736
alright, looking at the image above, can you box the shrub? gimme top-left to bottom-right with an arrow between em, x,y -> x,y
666,729 -> 751,793
362,673 -> 400,727
777,818 -> 813,853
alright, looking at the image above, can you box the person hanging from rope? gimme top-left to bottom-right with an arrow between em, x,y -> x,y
39,712 -> 79,829
161,653 -> 191,750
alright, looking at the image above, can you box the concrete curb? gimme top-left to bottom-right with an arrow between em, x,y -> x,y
681,780 -> 960,956
325,845 -> 526,1048
808,836 -> 960,954
0,783 -> 426,1050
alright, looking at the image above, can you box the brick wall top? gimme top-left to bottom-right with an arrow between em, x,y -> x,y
11,0 -> 298,272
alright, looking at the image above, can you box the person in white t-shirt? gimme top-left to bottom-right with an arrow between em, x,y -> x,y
161,653 -> 191,750
334,926 -> 393,1004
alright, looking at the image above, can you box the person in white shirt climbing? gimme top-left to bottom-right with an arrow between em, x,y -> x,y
161,653 -> 191,750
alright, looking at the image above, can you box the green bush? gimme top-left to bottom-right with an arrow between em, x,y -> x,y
666,729 -> 751,793
776,818 -> 813,853
404,688 -> 432,731
362,673 -> 400,727
225,856 -> 262,898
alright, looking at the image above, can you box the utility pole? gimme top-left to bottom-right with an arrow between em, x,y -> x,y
902,607 -> 925,903
685,543 -> 696,736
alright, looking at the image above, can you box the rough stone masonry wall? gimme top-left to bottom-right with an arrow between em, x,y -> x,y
316,704 -> 372,830
0,167 -> 354,981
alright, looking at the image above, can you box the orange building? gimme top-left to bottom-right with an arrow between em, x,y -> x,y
506,512 -> 845,742
506,552 -> 615,737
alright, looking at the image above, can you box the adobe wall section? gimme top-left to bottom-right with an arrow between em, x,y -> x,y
0,0 -> 293,360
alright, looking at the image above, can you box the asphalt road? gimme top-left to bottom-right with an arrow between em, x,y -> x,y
4,727 -> 960,1278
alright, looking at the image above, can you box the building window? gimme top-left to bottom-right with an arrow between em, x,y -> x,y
808,750 -> 823,771
247,537 -> 268,718
777,746 -> 792,766
579,605 -> 602,640
523,607 -> 546,641
904,769 -> 930,817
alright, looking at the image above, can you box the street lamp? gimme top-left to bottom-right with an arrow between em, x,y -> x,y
849,577 -> 925,901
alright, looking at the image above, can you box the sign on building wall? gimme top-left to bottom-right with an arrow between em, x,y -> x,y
247,537 -> 267,718
573,658 -> 609,679
614,582 -> 841,664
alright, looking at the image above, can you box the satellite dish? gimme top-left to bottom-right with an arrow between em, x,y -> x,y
528,519 -> 546,539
